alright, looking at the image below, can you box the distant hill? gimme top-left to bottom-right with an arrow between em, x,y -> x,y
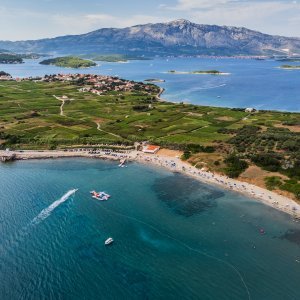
1,19 -> 300,56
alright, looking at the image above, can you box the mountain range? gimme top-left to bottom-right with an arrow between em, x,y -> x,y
1,19 -> 300,56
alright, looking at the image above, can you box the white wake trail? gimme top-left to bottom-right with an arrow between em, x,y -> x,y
31,189 -> 78,226
0,189 -> 78,257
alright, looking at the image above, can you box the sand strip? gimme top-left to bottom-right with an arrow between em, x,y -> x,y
1,149 -> 300,219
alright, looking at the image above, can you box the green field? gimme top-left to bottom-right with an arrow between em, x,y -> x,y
0,80 -> 299,198
0,81 -> 286,144
0,80 -> 298,147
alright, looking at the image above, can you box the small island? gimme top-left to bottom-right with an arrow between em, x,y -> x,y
280,65 -> 300,70
39,56 -> 97,68
167,70 -> 228,75
0,53 -> 24,64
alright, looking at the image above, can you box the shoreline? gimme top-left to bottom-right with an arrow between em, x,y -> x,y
156,87 -> 166,102
1,149 -> 300,219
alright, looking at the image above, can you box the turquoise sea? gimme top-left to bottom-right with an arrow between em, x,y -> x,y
0,57 -> 300,111
1,159 -> 300,299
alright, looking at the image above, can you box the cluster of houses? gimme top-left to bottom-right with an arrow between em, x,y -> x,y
0,72 -> 159,95
0,72 -> 13,81
40,73 -> 159,95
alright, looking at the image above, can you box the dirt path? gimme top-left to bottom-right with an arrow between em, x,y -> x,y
60,100 -> 65,116
96,122 -> 123,139
53,95 -> 74,116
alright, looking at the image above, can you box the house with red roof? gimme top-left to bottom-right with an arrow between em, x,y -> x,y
142,145 -> 160,154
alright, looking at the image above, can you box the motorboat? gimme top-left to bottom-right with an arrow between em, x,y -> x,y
105,237 -> 114,245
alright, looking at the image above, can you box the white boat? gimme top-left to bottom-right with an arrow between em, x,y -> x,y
118,158 -> 126,167
105,237 -> 114,245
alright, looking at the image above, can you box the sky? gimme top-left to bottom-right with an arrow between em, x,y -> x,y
0,0 -> 300,40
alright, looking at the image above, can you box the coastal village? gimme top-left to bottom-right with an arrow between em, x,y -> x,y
42,74 -> 159,95
0,72 -> 159,96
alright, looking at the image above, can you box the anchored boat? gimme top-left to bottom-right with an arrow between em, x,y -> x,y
90,191 -> 111,201
105,237 -> 114,245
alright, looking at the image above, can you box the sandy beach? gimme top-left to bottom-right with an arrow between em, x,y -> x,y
1,149 -> 300,219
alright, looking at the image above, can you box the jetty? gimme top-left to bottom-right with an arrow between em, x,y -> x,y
119,158 -> 126,167
1,152 -> 16,162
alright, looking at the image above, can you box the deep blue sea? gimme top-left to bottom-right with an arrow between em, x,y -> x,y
1,159 -> 300,300
1,57 -> 300,111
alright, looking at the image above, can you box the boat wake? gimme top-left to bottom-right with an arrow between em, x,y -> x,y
199,83 -> 227,90
0,189 -> 78,257
167,84 -> 227,99
31,189 -> 78,226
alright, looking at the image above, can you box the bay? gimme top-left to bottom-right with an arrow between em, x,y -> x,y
1,159 -> 300,299
1,57 -> 299,111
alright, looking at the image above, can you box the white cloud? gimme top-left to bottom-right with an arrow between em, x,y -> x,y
163,0 -> 300,37
171,0 -> 237,10
0,9 -> 171,40
0,0 -> 300,40
170,0 -> 299,11
51,13 -> 170,34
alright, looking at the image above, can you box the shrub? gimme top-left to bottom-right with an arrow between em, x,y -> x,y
224,154 -> 248,178
182,151 -> 192,161
265,176 -> 282,190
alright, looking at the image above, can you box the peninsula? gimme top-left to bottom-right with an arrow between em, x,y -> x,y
0,74 -> 299,204
39,56 -> 96,68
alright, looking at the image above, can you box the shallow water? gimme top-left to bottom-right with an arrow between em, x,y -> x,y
1,57 -> 300,111
1,159 -> 300,299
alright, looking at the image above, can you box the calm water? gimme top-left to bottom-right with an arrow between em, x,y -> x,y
1,159 -> 300,299
1,57 -> 300,111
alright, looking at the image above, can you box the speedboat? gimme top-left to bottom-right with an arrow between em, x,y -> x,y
105,237 -> 114,245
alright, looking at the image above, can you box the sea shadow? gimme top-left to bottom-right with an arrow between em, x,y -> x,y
152,173 -> 224,217
280,229 -> 300,246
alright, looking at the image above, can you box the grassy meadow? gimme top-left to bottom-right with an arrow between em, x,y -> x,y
0,80 -> 299,199
1,80 -> 297,148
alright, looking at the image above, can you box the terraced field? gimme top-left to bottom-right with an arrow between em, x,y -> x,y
1,80 -> 300,198
0,80 -> 299,148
